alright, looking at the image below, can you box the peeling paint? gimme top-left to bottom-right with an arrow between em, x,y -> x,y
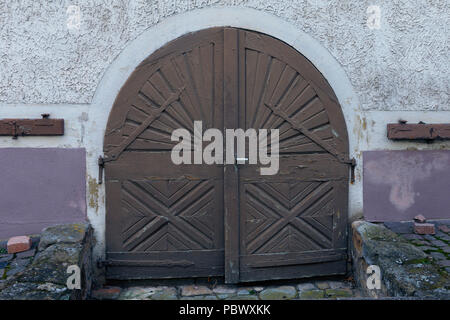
88,175 -> 99,213
353,115 -> 368,147
0,3 -> 448,259
78,112 -> 89,122
361,117 -> 367,131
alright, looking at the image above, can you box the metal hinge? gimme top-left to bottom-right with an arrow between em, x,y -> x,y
344,157 -> 357,184
98,156 -> 105,185
97,259 -> 194,268
264,102 -> 357,184
98,155 -> 117,184
97,87 -> 185,185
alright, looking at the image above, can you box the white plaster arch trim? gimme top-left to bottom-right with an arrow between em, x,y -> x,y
87,6 -> 363,256
91,6 -> 361,153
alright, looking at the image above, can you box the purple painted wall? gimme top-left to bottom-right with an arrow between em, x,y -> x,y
363,150 -> 450,222
0,148 -> 86,239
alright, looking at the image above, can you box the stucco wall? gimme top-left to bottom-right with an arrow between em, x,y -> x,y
1,0 -> 448,110
0,1 -> 449,258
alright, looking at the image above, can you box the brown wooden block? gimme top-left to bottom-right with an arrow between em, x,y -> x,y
0,118 -> 64,137
387,123 -> 450,140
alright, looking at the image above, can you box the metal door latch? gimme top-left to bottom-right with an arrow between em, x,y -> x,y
236,157 -> 248,164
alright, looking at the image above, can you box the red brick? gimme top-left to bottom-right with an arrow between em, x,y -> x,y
7,236 -> 32,254
414,214 -> 426,223
414,223 -> 435,235
91,286 -> 122,300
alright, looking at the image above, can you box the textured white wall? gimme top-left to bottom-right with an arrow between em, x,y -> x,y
0,2 -> 449,258
1,0 -> 448,110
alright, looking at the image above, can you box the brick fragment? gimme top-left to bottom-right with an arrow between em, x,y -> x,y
7,236 -> 31,254
414,214 -> 426,223
91,286 -> 122,300
414,223 -> 435,235
181,285 -> 212,297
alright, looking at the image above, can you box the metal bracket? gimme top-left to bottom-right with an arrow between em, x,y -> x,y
97,259 -> 194,268
344,157 -> 357,184
98,86 -> 185,185
104,87 -> 185,162
0,114 -> 64,139
98,156 -> 106,185
264,102 -> 357,183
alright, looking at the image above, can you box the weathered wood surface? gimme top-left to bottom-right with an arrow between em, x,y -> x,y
236,29 -> 349,282
104,28 -> 225,279
387,123 -> 450,140
0,118 -> 64,137
103,28 -> 350,282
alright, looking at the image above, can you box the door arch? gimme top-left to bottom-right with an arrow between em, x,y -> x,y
103,27 -> 350,283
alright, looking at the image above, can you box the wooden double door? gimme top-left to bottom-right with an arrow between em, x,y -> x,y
103,28 -> 350,283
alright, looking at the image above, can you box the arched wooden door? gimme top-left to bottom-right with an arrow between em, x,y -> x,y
103,28 -> 350,283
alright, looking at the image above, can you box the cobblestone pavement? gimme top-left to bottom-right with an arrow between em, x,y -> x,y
92,279 -> 364,300
384,220 -> 450,274
0,236 -> 39,290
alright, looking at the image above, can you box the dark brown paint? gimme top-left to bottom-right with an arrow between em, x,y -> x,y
0,116 -> 64,138
387,123 -> 450,140
103,28 -> 350,283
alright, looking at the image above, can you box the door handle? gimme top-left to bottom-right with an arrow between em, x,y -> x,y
236,157 -> 248,164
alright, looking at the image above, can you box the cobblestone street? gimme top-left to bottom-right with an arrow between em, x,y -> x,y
92,279 -> 363,300
0,236 -> 39,289
384,220 -> 450,274
91,220 -> 450,301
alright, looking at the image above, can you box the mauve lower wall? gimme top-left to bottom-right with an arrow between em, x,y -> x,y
0,148 -> 86,239
363,150 -> 450,222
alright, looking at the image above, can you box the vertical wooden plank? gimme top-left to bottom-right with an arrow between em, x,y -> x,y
237,30 -> 249,264
237,29 -> 350,282
213,32 -> 225,250
223,28 -> 240,284
104,29 -> 228,280
333,178 -> 349,251
105,180 -> 123,252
